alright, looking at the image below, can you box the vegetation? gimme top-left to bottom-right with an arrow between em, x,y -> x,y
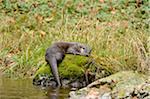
34,55 -> 88,79
0,0 -> 149,78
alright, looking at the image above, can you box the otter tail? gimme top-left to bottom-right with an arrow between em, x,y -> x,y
46,56 -> 61,86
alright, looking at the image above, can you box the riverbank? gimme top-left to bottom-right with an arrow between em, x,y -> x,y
69,71 -> 150,99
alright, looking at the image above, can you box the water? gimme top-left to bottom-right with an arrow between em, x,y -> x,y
0,77 -> 70,99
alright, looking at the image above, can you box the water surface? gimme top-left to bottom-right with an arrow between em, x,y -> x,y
0,77 -> 70,99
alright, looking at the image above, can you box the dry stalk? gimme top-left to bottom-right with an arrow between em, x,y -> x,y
132,37 -> 149,72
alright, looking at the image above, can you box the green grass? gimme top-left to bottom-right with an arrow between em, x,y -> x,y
0,0 -> 149,78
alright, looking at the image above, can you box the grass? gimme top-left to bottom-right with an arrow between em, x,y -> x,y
0,0 -> 149,78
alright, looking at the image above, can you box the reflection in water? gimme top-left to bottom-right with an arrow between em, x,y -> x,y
47,87 -> 70,99
0,77 -> 70,99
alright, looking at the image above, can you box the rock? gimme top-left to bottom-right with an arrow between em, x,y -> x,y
61,79 -> 70,88
69,88 -> 89,99
70,81 -> 82,88
33,75 -> 57,87
69,80 -> 87,88
85,88 -> 100,99
33,55 -> 92,88
32,54 -> 101,88
33,74 -> 88,88
100,93 -> 111,99
69,71 -> 150,99
34,55 -> 89,79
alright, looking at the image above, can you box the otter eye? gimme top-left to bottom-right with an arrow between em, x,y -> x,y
82,47 -> 85,50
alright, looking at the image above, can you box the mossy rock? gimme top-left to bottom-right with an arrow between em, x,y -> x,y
34,64 -> 52,78
70,71 -> 150,99
34,54 -> 89,79
88,71 -> 148,88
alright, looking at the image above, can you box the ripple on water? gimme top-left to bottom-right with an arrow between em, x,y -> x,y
0,77 -> 70,99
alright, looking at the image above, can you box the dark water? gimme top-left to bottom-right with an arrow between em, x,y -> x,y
0,77 -> 70,99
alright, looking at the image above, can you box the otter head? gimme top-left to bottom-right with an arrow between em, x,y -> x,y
78,44 -> 92,57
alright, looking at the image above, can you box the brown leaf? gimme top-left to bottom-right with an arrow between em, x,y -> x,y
99,0 -> 104,3
40,30 -> 46,37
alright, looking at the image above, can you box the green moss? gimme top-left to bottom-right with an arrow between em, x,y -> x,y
63,55 -> 88,65
34,64 -> 52,78
34,54 -> 88,79
59,62 -> 84,79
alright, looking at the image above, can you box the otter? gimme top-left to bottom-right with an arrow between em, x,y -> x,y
45,42 -> 92,86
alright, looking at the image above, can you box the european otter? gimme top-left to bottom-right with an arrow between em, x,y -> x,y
45,42 -> 92,86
